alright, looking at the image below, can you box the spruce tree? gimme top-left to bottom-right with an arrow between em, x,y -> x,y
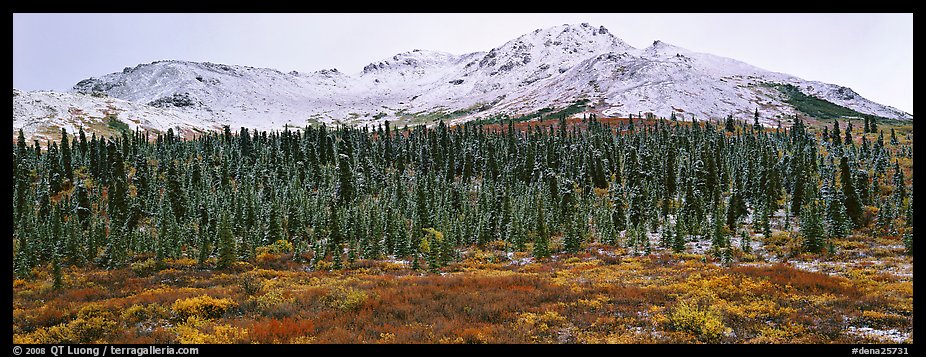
660,223 -> 672,249
14,226 -> 33,278
216,211 -> 236,268
60,128 -> 73,182
740,230 -> 752,254
832,120 -> 842,145
752,108 -> 762,131
532,193 -> 550,259
839,156 -> 864,228
800,199 -> 826,254
844,121 -> 853,145
671,224 -> 686,253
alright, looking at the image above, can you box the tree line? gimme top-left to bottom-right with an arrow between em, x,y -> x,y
12,114 -> 913,279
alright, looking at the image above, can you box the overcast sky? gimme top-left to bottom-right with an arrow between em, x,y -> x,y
13,13 -> 913,114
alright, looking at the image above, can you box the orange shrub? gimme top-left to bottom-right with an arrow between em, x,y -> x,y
245,318 -> 316,343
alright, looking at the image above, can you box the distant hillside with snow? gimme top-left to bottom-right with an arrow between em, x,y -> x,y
13,22 -> 912,141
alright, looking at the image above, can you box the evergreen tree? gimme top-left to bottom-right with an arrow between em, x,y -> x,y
659,223 -> 672,249
51,250 -> 63,290
671,224 -> 686,253
800,199 -> 826,253
532,192 -> 550,259
709,204 -> 728,258
328,205 -> 344,269
892,161 -> 906,207
14,226 -> 33,278
844,121 -> 853,145
839,156 -> 864,228
216,210 -> 236,268
60,128 -> 73,182
832,120 -> 842,145
740,230 -> 752,254
752,108 -> 762,131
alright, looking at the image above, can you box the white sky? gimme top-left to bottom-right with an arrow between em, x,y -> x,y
13,13 -> 913,114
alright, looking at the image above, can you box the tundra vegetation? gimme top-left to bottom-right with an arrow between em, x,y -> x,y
12,113 -> 912,343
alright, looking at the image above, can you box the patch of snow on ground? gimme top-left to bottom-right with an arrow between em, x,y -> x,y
846,326 -> 910,343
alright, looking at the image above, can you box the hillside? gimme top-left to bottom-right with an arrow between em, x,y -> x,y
13,23 -> 912,142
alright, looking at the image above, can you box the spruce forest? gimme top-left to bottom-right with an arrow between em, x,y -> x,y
12,114 -> 913,344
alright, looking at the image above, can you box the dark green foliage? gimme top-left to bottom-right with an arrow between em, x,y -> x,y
216,211 -> 236,268
671,224 -> 686,253
839,157 -> 864,228
800,199 -> 827,254
532,192 -> 550,259
51,253 -> 63,290
752,108 -> 762,131
740,230 -> 752,254
868,116 -> 878,133
708,204 -> 729,258
844,121 -> 853,144
774,83 -> 885,120
10,112 -> 910,272
106,115 -> 131,133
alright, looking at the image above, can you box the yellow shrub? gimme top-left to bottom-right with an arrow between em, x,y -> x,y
378,332 -> 396,343
170,257 -> 198,269
18,315 -> 117,344
314,260 -> 334,271
121,304 -> 148,322
77,303 -> 114,320
668,302 -> 728,343
290,335 -> 317,344
131,258 -> 162,276
256,240 -> 294,256
861,310 -> 907,326
381,261 -> 407,271
256,252 -> 279,265
326,286 -> 368,311
173,316 -> 248,344
515,310 -> 567,335
755,322 -> 807,343
121,304 -> 169,322
722,299 -> 795,320
251,289 -> 296,313
576,295 -> 610,310
172,295 -> 236,320
563,256 -> 583,264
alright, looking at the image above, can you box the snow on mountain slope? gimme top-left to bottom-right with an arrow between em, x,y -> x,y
12,89 -> 212,142
13,22 -> 912,141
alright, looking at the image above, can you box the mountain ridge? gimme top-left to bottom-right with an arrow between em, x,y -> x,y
13,22 -> 912,141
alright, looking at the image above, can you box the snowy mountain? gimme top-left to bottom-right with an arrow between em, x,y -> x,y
13,22 -> 912,141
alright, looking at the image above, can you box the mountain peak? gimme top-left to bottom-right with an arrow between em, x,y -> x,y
361,49 -> 457,75
519,23 -> 632,51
